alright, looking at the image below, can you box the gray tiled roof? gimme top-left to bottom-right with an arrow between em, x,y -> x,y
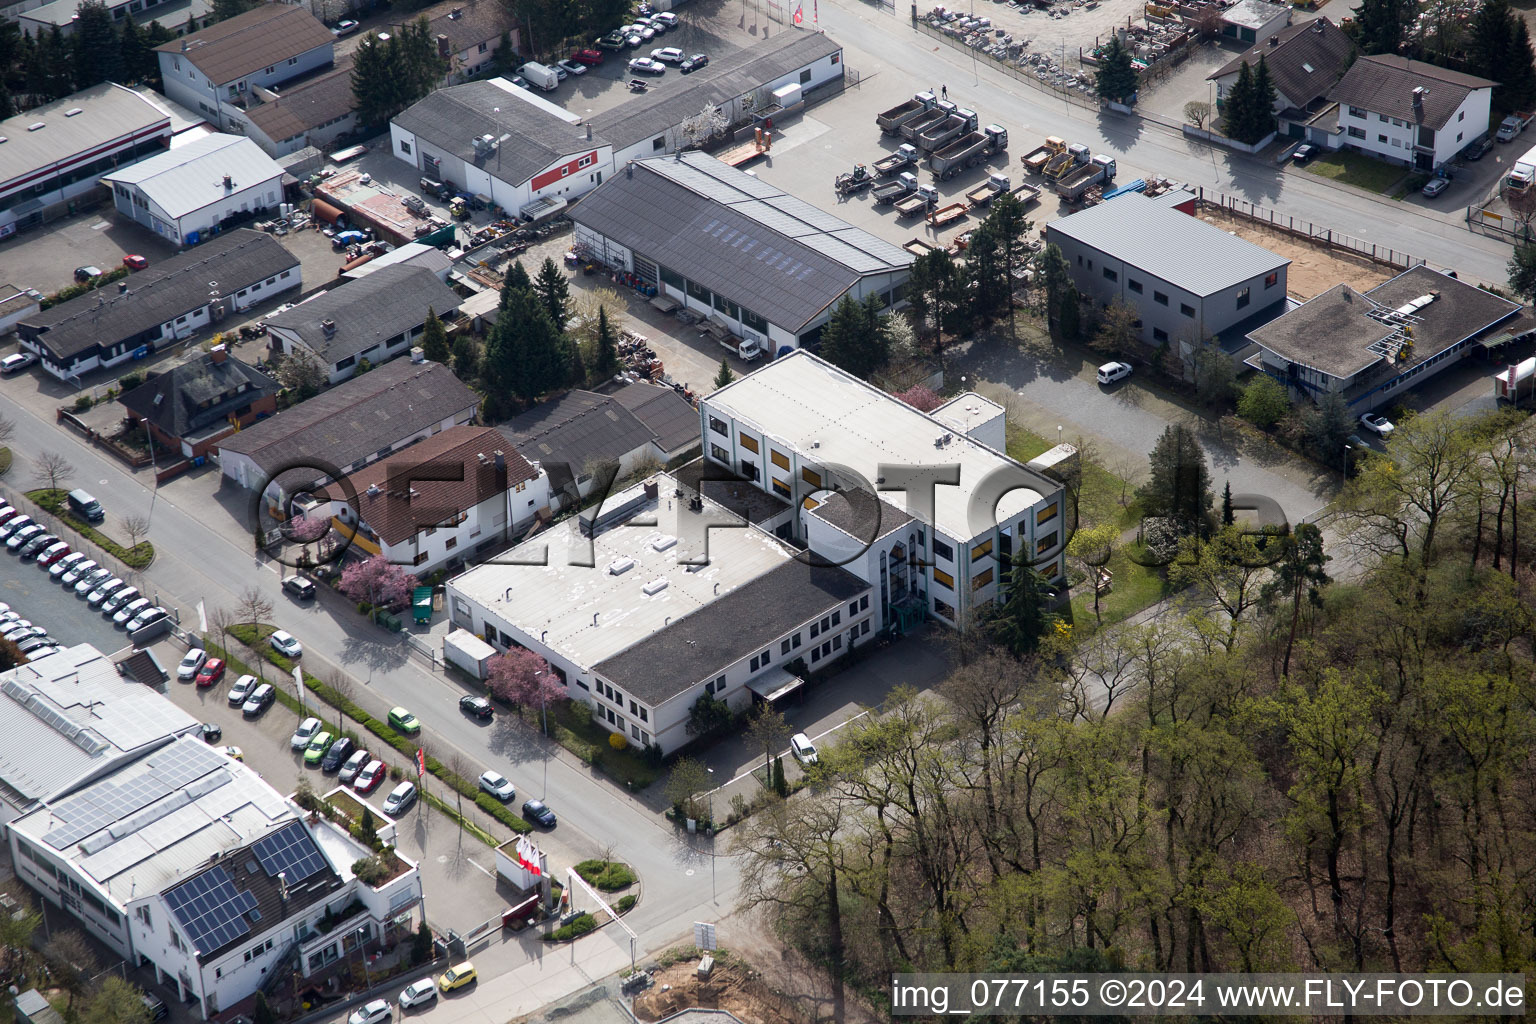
502,390 -> 655,474
215,359 -> 478,475
1046,193 -> 1289,297
19,230 -> 298,361
571,152 -> 911,333
588,32 -> 843,149
246,60 -> 357,143
119,351 -> 278,441
154,5 -> 335,86
612,382 -> 698,454
392,80 -> 591,189
1330,54 -> 1494,129
1209,18 -> 1355,109
263,265 -> 459,366
592,558 -> 868,704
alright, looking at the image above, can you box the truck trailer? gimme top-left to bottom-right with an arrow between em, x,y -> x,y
877,92 -> 937,134
930,124 -> 1008,179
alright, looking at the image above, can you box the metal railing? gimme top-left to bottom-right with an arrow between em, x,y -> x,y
1194,188 -> 1424,270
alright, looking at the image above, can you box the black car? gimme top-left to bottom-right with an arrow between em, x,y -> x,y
321,737 -> 355,772
1466,137 -> 1493,160
18,533 -> 57,559
680,52 -> 709,73
201,722 -> 222,744
282,575 -> 317,599
459,695 -> 494,720
522,799 -> 557,827
142,994 -> 169,1022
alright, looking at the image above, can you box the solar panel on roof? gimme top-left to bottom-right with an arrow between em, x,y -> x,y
166,866 -> 257,954
252,822 -> 329,882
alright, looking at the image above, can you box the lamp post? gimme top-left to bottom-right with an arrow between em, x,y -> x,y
705,767 -> 717,901
1342,444 -> 1351,489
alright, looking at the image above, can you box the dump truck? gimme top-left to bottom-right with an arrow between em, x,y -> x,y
1055,154 -> 1116,201
929,201 -> 969,228
872,171 -> 920,205
915,108 -> 979,153
873,144 -> 920,176
1008,181 -> 1042,207
1045,142 -> 1089,179
877,92 -> 937,135
895,184 -> 940,218
900,102 -> 954,142
966,172 -> 1011,206
1021,136 -> 1066,174
930,124 -> 1009,180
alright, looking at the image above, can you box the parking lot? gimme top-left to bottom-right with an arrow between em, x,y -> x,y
0,518 -> 132,656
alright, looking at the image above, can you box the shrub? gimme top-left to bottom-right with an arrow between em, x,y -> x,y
73,395 -> 94,412
615,895 -> 637,913
574,859 -> 637,891
545,913 -> 596,942
118,371 -> 145,392
608,732 -> 628,751
353,855 -> 391,886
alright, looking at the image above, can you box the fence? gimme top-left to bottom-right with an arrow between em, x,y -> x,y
1194,188 -> 1425,270
1467,200 -> 1531,244
913,19 -> 1100,111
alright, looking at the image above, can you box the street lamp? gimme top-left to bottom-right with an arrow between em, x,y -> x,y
705,767 -> 717,900
1342,444 -> 1351,488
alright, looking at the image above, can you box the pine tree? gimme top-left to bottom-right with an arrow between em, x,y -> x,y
489,284 -> 564,404
713,358 -> 734,390
1094,34 -> 1138,104
350,33 -> 395,127
1221,481 -> 1236,526
420,307 -> 450,363
0,84 -> 13,120
1058,284 -> 1081,342
1137,423 -> 1214,535
988,555 -> 1056,657
502,261 -> 533,309
1222,61 -> 1257,141
70,0 -> 122,88
209,0 -> 254,23
1472,0 -> 1536,109
592,306 -> 619,380
771,754 -> 788,795
252,993 -> 277,1024
534,257 -> 572,331
1356,0 -> 1407,54
982,192 -> 1032,337
118,16 -> 152,85
818,293 -> 889,379
1248,56 -> 1278,141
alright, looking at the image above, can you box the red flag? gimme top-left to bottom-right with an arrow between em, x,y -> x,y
415,748 -> 425,778
792,1 -> 803,23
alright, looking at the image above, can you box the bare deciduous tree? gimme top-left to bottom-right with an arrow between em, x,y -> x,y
209,606 -> 235,654
1184,100 -> 1212,129
680,103 -> 728,148
120,513 -> 150,551
744,705 -> 792,780
447,753 -> 473,829
0,411 -> 15,449
32,450 -> 74,493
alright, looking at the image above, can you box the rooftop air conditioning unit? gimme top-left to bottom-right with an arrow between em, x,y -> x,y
642,578 -> 669,596
650,535 -> 677,552
608,557 -> 635,575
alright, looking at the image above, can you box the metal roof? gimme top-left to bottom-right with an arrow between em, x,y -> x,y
262,265 -> 460,365
0,83 -> 170,189
1047,192 -> 1289,296
101,134 -> 284,220
571,152 -> 910,332
154,4 -> 335,86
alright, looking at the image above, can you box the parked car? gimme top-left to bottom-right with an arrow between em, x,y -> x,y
282,575 -> 317,599
400,977 -> 439,1009
521,799 -> 556,827
339,747 -> 371,783
4,626 -> 45,644
228,674 -> 258,706
173,639 -> 200,673
269,629 -> 302,658
354,759 -> 387,793
571,48 -> 604,65
195,658 -> 226,688
87,578 -> 126,606
459,695 -> 494,720
242,683 -> 276,717
6,525 -> 43,551
221,746 -> 244,762
348,1000 -> 391,1024
125,607 -> 167,632
49,551 -> 85,579
1291,144 -> 1315,164
74,568 -> 113,595
382,781 -> 418,817
628,56 -> 665,74
332,18 -> 360,34
200,722 -> 222,744
142,993 -> 168,1021
290,716 -> 322,750
1,352 -> 36,374
303,731 -> 334,766
680,53 -> 710,73
1360,412 -> 1395,437
1096,361 -> 1133,385
652,10 -> 678,26
437,962 -> 476,992
556,58 -> 587,76
17,635 -> 57,655
1466,137 -> 1493,160
113,598 -> 151,626
101,587 -> 140,614
1422,176 -> 1450,198
479,770 -> 515,801
59,559 -> 98,586
790,731 -> 819,765
0,515 -> 34,541
321,737 -> 355,772
0,505 -> 15,524
73,266 -> 103,282
18,534 -> 57,559
595,31 -> 626,50
651,46 -> 685,63
388,706 -> 421,734
122,254 -> 149,270
36,540 -> 71,565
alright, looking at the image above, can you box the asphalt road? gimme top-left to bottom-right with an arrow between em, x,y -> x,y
0,543 -> 127,654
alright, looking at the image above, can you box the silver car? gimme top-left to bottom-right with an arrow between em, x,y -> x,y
86,578 -> 126,606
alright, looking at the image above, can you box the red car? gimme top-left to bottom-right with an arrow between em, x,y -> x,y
194,658 -> 227,687
571,48 -> 604,65
38,541 -> 71,566
354,759 -> 387,794
123,254 -> 149,270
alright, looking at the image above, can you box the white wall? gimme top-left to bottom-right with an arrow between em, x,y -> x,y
1338,87 -> 1490,168
347,468 -> 551,572
158,45 -> 334,129
111,175 -> 283,245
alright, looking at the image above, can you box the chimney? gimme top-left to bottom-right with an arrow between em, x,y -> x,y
210,343 -> 228,363
118,281 -> 128,294
1412,86 -> 1425,113
1312,19 -> 1323,31
410,345 -> 425,363
181,38 -> 188,51
585,122 -> 593,140
1269,33 -> 1279,46
644,481 -> 659,500
222,174 -> 233,190
437,33 -> 450,58
321,318 -> 337,338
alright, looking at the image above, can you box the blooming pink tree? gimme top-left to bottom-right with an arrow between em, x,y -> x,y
893,384 -> 943,412
339,555 -> 419,610
284,510 -> 329,544
486,647 -> 565,707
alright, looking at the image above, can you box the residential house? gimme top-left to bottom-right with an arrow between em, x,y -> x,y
263,265 -> 461,383
1208,18 -> 1356,145
16,229 -> 299,381
1330,54 -> 1494,170
402,0 -> 521,83
215,358 -> 480,511
322,425 -> 549,571
154,5 -> 336,131
119,345 -> 279,459
101,134 -> 286,246
9,0 -> 208,35
1246,264 -> 1521,411
235,61 -> 360,158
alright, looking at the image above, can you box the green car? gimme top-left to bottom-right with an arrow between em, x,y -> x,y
388,707 -> 421,735
303,731 -> 334,766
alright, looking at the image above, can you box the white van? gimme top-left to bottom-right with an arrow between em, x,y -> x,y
518,62 -> 559,91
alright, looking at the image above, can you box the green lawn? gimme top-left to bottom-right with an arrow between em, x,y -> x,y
1005,424 -> 1141,532
28,488 -> 155,568
1302,151 -> 1406,194
1067,544 -> 1175,634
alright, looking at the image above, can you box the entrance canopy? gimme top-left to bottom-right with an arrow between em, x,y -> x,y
747,665 -> 804,702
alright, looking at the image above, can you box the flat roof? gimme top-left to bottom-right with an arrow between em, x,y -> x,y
447,472 -> 798,673
0,645 -> 200,807
570,152 -> 910,333
706,351 -> 1054,542
0,83 -> 170,188
102,134 -> 284,219
1047,192 -> 1289,296
1222,0 -> 1290,28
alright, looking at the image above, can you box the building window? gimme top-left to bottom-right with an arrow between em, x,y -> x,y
288,56 -> 298,64
1037,503 -> 1058,526
742,308 -> 769,334
653,136 -> 666,151
1265,272 -> 1278,288
1153,327 -> 1169,342
972,567 -> 994,590
811,647 -> 821,663
932,538 -> 953,561
739,434 -> 758,453
1102,267 -> 1117,282
1154,291 -> 1168,306
1181,302 -> 1195,317
399,139 -> 411,155
860,594 -> 869,610
1379,113 -> 1389,122
479,41 -> 488,52
971,538 -> 992,560
800,69 -> 812,84
801,467 -> 821,488
770,449 -> 790,470
1036,532 -> 1058,554
1128,279 -> 1142,293
687,279 -> 712,304
413,551 -> 428,565
1378,133 -> 1389,143
1348,126 -> 1367,139
709,415 -> 728,436
1236,287 -> 1250,309
771,478 -> 791,498
711,443 -> 730,462
1348,105 -> 1365,118
742,461 -> 759,481
932,568 -> 955,589
810,620 -> 820,639
781,638 -> 792,655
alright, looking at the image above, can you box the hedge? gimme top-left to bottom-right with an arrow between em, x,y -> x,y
574,859 -> 636,891
217,625 -> 532,836
28,489 -> 154,569
544,913 -> 596,942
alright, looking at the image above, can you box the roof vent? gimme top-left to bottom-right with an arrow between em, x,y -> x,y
411,345 -> 425,362
1302,62 -> 1315,73
608,557 -> 635,575
449,6 -> 462,15
222,174 -> 233,189
366,483 -> 381,496
642,578 -> 669,596
650,534 -> 677,552
809,439 -> 820,448
64,107 -> 83,116
27,122 -> 45,131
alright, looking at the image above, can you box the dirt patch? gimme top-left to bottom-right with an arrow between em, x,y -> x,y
1196,206 -> 1393,300
634,957 -> 802,1024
